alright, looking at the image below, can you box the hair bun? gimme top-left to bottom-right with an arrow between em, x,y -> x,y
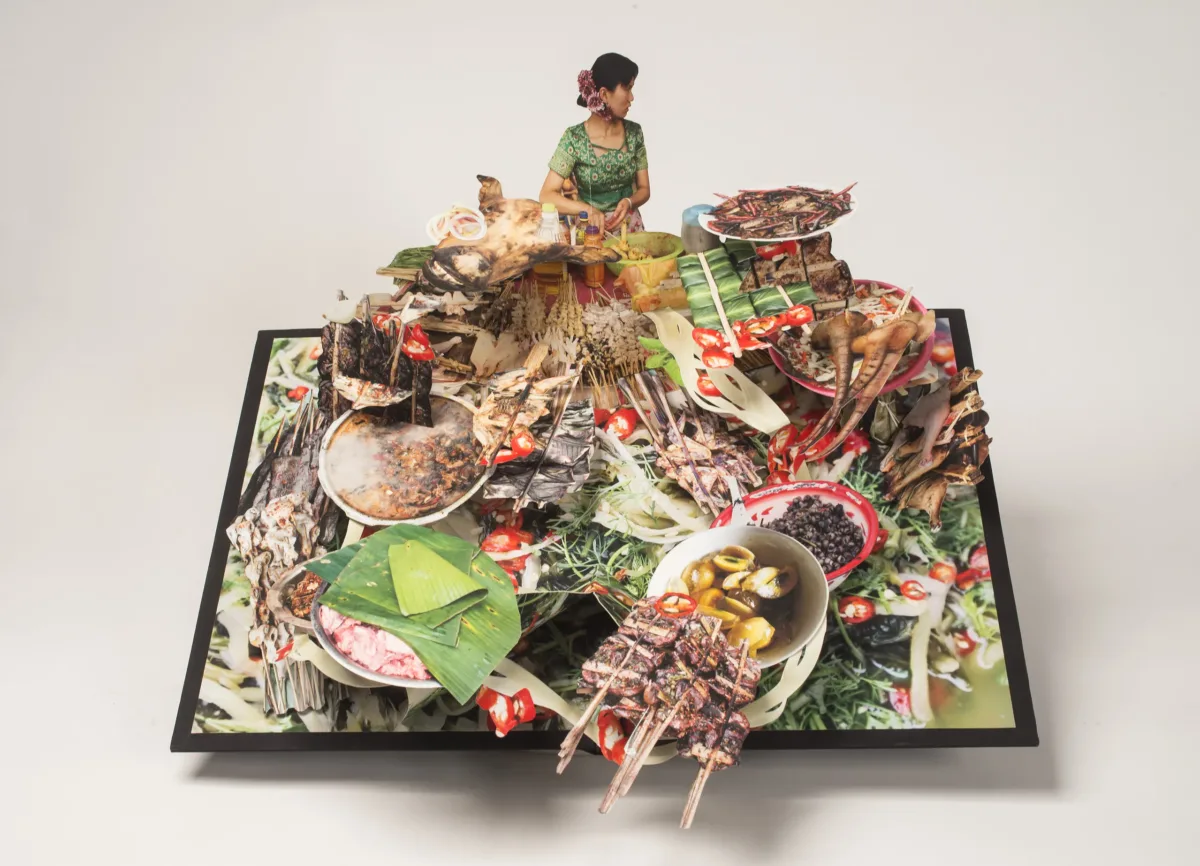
576,94 -> 587,108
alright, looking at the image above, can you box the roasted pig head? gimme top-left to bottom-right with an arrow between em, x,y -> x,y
421,175 -> 619,292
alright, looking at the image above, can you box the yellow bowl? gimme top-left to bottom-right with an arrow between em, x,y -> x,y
602,231 -> 685,278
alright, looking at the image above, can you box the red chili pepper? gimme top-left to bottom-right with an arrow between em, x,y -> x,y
509,427 -> 536,458
593,407 -> 612,427
604,408 -> 639,440
943,359 -> 959,377
838,596 -> 875,624
701,347 -> 736,368
954,568 -> 981,591
928,562 -> 957,584
900,580 -> 927,601
691,327 -> 728,349
889,686 -> 912,717
744,315 -> 781,337
952,630 -> 978,656
872,528 -> 889,553
597,708 -> 632,763
783,304 -> 814,328
842,430 -> 870,457
308,344 -> 323,360
402,324 -> 435,361
764,470 -> 792,486
776,388 -> 797,413
403,339 -> 435,361
273,640 -> 294,662
731,321 -> 767,350
511,688 -> 537,724
584,582 -> 610,596
802,430 -> 839,461
756,240 -> 799,259
481,527 -> 533,553
695,373 -> 722,398
654,592 -> 697,618
476,687 -> 517,737
969,545 -> 991,577
931,342 -> 955,364
769,424 -> 799,457
286,386 -> 310,401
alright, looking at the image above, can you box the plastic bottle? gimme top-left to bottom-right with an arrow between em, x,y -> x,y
584,223 -> 605,289
533,202 -> 563,285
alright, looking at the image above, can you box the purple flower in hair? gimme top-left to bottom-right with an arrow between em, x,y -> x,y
578,69 -> 613,119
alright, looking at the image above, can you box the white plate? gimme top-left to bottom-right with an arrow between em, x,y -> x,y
697,190 -> 856,242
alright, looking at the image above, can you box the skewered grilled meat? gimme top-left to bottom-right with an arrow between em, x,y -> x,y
558,598 -> 762,826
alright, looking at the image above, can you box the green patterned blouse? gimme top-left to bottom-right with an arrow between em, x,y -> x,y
548,120 -> 648,212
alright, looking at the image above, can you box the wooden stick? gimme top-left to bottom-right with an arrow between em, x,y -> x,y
557,615 -> 666,773
680,641 -> 752,829
696,250 -> 741,358
895,286 -> 915,317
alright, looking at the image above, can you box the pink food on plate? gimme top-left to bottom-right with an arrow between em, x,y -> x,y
318,606 -> 431,680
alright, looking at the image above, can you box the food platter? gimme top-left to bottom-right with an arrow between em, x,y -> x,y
697,183 -> 856,242
769,281 -> 935,396
173,167 -> 1032,830
698,209 -> 856,243
317,395 -> 488,526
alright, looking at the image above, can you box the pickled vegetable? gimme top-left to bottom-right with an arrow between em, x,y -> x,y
683,560 -> 716,593
713,554 -> 752,573
721,570 -> 749,591
729,617 -> 776,655
699,605 -> 740,628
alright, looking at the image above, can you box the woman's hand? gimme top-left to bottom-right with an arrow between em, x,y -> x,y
605,198 -> 632,231
581,203 -> 605,231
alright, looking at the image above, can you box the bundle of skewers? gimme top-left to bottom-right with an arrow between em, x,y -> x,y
617,370 -> 759,514
557,596 -> 761,828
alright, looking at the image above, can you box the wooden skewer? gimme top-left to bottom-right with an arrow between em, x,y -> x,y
895,286 -> 915,317
696,249 -> 741,358
557,612 -> 667,773
598,707 -> 659,813
609,622 -> 722,807
680,640 -> 752,829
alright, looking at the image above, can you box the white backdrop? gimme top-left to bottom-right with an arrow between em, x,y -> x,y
2,1 -> 1197,863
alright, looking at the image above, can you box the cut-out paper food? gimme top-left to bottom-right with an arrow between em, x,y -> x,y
309,524 -> 520,702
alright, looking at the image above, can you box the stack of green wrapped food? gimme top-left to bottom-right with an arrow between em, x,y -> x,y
724,239 -> 759,278
678,248 -> 754,329
680,245 -> 820,329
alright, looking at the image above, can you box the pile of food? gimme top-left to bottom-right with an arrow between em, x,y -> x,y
669,546 -> 795,657
704,184 -> 856,239
766,497 -> 864,574
196,176 -> 1007,825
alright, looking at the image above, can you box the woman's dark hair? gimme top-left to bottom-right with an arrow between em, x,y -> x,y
577,53 -> 639,107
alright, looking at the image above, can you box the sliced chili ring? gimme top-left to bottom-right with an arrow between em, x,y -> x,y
654,592 -> 697,618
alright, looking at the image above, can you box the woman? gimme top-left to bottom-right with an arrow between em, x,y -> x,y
540,53 -> 650,233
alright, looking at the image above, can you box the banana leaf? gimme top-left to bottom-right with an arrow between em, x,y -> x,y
323,524 -> 521,703
389,540 -> 486,616
305,538 -> 475,643
317,585 -> 462,647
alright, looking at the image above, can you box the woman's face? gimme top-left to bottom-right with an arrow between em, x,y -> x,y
602,78 -> 635,119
